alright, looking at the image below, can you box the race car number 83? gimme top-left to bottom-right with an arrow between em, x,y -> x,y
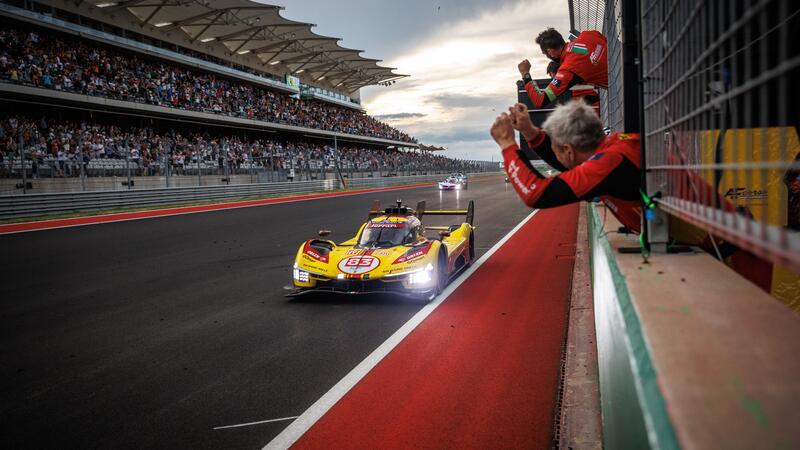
338,256 -> 380,274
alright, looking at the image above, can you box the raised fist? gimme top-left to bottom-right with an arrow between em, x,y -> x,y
508,103 -> 540,142
518,59 -> 532,77
490,113 -> 516,149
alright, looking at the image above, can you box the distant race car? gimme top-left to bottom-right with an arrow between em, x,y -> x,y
438,178 -> 457,190
438,173 -> 468,190
288,199 -> 475,301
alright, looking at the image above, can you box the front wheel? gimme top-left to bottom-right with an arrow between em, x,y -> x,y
435,251 -> 448,295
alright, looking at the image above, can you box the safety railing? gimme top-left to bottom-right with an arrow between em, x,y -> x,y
569,0 -> 800,272
0,172 -> 504,219
640,0 -> 800,271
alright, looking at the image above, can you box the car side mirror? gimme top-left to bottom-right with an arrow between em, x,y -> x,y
318,230 -> 331,237
438,231 -> 451,238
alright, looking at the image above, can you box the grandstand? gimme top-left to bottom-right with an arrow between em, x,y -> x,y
0,0 -> 488,194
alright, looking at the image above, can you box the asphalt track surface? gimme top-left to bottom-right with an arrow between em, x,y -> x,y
1,177 -> 537,450
291,204 -> 578,449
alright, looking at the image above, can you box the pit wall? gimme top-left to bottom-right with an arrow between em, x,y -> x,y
587,204 -> 679,450
587,202 -> 800,450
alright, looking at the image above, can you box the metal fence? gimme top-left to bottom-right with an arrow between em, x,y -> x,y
569,0 -> 631,133
569,0 -> 800,272
569,0 -> 605,32
2,147 -> 500,196
0,171 -> 506,219
600,0 -> 624,132
640,0 -> 800,270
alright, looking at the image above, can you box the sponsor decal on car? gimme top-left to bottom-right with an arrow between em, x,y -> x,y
393,242 -> 433,264
303,241 -> 329,262
338,255 -> 381,274
366,222 -> 406,229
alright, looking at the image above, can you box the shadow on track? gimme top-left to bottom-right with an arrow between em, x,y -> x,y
284,291 -> 431,306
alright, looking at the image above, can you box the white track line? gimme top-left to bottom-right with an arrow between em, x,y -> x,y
213,416 -> 299,430
264,209 -> 540,450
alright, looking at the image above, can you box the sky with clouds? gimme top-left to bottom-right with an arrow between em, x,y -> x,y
271,0 -> 570,161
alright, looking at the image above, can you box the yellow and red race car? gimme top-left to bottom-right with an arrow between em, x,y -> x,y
289,200 -> 475,300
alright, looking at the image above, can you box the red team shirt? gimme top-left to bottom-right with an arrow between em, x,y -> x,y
525,30 -> 609,109
502,132 -> 642,232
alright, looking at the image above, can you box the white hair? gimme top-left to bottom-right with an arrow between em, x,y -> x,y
541,100 -> 605,152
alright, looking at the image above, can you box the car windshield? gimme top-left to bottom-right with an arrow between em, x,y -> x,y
358,224 -> 413,248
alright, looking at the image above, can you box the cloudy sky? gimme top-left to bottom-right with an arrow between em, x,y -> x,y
272,0 -> 570,161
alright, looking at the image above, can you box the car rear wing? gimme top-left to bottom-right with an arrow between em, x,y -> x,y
417,200 -> 474,226
367,200 -> 474,226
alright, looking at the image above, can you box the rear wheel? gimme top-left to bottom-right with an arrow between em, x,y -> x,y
468,231 -> 475,263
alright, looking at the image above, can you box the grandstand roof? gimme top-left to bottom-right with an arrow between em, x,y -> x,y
84,0 -> 407,93
419,144 -> 447,152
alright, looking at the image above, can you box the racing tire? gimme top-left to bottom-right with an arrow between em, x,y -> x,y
468,231 -> 475,264
435,250 -> 448,296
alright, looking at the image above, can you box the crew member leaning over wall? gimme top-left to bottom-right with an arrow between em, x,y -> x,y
490,100 -> 776,293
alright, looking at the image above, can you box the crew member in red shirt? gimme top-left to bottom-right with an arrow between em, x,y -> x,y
518,28 -> 608,109
490,101 -> 773,291
546,60 -> 601,114
492,100 -> 641,230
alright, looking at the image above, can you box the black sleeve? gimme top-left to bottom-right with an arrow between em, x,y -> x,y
528,134 -> 569,172
514,148 -> 546,178
534,177 -> 580,208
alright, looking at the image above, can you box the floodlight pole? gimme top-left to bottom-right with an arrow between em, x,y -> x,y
78,134 -> 85,192
125,138 -> 132,190
333,135 -> 346,188
249,145 -> 254,184
197,145 -> 201,186
19,133 -> 26,194
164,141 -> 171,188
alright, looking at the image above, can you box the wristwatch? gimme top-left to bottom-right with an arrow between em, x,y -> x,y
522,73 -> 532,84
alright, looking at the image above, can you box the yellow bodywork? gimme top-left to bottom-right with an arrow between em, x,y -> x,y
291,213 -> 474,297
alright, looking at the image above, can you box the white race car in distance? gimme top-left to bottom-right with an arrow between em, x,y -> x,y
438,173 -> 468,190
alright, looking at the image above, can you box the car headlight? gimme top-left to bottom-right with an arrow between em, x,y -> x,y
293,268 -> 309,282
408,263 -> 435,285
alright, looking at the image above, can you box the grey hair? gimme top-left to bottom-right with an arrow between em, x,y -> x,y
541,100 -> 605,152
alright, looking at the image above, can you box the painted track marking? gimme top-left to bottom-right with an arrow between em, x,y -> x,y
213,416 -> 299,430
263,209 -> 540,450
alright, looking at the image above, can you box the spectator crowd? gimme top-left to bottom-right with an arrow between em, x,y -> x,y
0,115 -> 481,178
0,25 -> 417,143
